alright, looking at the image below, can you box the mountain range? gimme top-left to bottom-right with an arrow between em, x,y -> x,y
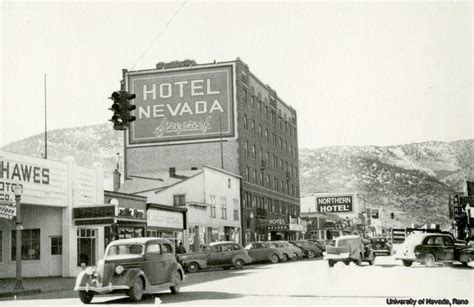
2,123 -> 473,228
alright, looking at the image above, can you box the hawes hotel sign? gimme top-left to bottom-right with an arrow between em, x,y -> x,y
126,64 -> 235,146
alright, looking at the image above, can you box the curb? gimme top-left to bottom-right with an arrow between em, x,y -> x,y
0,288 -> 42,298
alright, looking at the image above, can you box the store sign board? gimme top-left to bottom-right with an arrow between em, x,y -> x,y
267,225 -> 289,231
127,65 -> 235,146
73,206 -> 115,219
0,200 -> 16,220
0,151 -> 99,208
147,209 -> 184,229
317,196 -> 353,213
118,207 -> 145,220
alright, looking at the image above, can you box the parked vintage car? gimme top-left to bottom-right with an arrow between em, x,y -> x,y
268,241 -> 297,261
176,241 -> 253,273
289,240 -> 322,258
306,239 -> 326,252
275,240 -> 305,259
324,235 -> 375,267
245,241 -> 285,263
74,237 -> 185,304
458,245 -> 474,267
395,232 -> 467,267
370,237 -> 392,256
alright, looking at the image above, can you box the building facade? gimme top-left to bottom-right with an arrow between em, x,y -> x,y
0,152 -> 104,278
120,166 -> 242,252
123,58 -> 300,245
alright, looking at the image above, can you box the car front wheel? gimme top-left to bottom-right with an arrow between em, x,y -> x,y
292,253 -> 298,260
270,254 -> 279,264
170,271 -> 182,294
129,278 -> 144,302
78,291 -> 94,304
234,259 -> 244,269
187,262 -> 199,273
402,260 -> 413,267
234,259 -> 244,270
307,251 -> 315,259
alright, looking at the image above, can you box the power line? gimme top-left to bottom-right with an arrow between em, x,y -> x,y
130,0 -> 188,70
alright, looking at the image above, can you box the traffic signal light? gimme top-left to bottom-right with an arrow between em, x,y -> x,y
122,92 -> 137,125
390,212 -> 395,219
108,91 -> 136,130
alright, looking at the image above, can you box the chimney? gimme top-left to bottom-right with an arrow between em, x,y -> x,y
169,167 -> 176,178
113,169 -> 121,192
191,167 -> 198,170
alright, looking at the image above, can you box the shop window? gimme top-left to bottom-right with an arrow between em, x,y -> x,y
233,199 -> 239,221
118,226 -> 144,239
221,197 -> 227,219
173,194 -> 185,206
210,195 -> 216,218
51,236 -> 62,255
11,229 -> 40,261
77,228 -> 96,266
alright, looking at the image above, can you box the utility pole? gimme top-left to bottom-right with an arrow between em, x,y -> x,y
44,74 -> 48,159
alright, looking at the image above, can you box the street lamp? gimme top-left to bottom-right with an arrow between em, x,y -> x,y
14,185 -> 24,290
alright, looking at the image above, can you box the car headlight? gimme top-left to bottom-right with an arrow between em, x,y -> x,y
115,265 -> 125,275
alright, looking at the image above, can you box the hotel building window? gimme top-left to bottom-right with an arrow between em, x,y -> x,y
173,194 -> 185,206
233,199 -> 239,221
221,197 -> 227,219
210,195 -> 216,218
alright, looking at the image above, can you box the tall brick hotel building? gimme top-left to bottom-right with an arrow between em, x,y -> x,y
123,58 -> 300,245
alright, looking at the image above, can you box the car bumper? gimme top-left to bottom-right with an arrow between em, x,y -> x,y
324,253 -> 350,260
373,249 -> 390,254
74,282 -> 130,294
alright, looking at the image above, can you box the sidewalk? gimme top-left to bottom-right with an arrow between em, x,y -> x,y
0,277 -> 75,298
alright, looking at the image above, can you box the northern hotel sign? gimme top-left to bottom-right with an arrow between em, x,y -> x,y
317,195 -> 353,213
126,64 -> 235,146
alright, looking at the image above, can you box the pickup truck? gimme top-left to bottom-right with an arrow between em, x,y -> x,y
324,235 -> 375,267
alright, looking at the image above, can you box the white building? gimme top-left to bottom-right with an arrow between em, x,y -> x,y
121,166 -> 242,252
0,151 -> 104,278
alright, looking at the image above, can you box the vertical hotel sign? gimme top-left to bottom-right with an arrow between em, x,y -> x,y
126,64 -> 235,146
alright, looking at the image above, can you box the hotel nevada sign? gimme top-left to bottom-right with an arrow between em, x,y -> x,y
126,64 -> 235,146
317,195 -> 353,213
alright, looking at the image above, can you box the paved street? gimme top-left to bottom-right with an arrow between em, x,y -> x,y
1,257 -> 473,306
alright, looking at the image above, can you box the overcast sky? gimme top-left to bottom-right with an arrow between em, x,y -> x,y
1,1 -> 472,149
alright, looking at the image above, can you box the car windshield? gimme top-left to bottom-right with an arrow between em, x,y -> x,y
336,238 -> 358,247
106,244 -> 144,257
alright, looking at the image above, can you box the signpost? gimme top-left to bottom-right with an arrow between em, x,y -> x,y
0,200 -> 16,220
